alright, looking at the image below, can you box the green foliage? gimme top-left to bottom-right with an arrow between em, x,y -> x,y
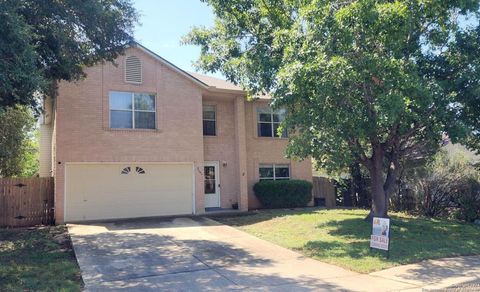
0,106 -> 38,177
0,1 -> 43,109
185,0 -> 480,216
416,148 -> 478,218
336,163 -> 371,208
389,189 -> 416,213
453,184 -> 480,222
253,179 -> 312,208
400,146 -> 480,221
20,128 -> 39,177
0,0 -> 138,109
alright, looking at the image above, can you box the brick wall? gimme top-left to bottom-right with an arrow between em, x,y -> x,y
245,99 -> 313,209
54,47 -> 206,222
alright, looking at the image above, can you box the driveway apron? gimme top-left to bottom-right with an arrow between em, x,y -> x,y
68,217 -> 422,291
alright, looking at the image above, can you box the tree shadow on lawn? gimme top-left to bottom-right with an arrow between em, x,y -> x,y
306,215 -> 480,267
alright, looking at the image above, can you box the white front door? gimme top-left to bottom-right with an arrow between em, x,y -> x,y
204,161 -> 220,208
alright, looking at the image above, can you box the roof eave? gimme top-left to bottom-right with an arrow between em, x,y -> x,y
206,87 -> 246,95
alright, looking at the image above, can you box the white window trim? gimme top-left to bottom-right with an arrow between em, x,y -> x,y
257,107 -> 287,138
109,91 -> 156,129
259,164 -> 290,180
203,105 -> 217,136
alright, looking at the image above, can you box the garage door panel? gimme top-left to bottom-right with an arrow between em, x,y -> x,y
65,164 -> 193,221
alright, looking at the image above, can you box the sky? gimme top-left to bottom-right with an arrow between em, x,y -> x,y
132,0 -> 216,76
131,1 -> 479,78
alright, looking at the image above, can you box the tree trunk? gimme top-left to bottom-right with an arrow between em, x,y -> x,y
365,147 -> 388,221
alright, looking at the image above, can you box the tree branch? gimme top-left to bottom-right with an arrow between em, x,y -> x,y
348,137 -> 372,169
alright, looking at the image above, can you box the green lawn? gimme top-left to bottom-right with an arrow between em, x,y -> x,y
0,225 -> 82,291
212,209 -> 480,273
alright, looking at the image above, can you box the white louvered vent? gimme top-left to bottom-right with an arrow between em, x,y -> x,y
125,55 -> 142,84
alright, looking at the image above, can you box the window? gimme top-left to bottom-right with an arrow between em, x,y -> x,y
125,55 -> 142,84
203,105 -> 216,136
257,107 -> 287,138
109,91 -> 156,129
259,164 -> 290,180
204,166 -> 216,194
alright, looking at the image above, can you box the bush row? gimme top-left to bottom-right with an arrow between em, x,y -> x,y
253,179 -> 312,208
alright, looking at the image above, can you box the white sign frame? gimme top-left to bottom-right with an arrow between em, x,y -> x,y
370,217 -> 390,252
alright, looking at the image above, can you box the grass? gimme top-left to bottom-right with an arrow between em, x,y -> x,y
213,209 -> 480,273
0,225 -> 82,291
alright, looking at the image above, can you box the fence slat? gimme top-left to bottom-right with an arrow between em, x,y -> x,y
312,176 -> 336,208
0,177 -> 54,228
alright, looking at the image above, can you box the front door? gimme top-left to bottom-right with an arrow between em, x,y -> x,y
204,161 -> 220,208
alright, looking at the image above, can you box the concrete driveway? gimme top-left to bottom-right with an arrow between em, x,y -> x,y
68,217 -> 478,291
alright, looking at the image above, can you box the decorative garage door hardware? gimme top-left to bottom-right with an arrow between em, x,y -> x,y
121,166 -> 146,175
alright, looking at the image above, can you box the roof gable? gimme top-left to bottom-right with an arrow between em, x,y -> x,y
130,42 -> 210,89
130,42 -> 248,94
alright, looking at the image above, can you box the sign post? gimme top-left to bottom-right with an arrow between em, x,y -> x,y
370,217 -> 391,258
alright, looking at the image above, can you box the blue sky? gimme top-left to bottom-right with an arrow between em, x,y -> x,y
132,1 -> 479,77
133,0 -> 215,75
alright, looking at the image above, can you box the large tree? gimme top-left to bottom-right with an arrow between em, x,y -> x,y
0,0 -> 138,109
184,0 -> 480,218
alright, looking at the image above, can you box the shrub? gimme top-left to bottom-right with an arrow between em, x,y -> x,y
416,150 -> 479,220
390,189 -> 416,212
335,164 -> 372,208
403,147 -> 480,221
452,179 -> 480,222
334,179 -> 348,206
253,179 -> 312,209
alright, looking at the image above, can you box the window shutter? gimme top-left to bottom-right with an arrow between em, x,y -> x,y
125,56 -> 142,84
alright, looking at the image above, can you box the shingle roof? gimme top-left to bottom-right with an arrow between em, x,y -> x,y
189,72 -> 272,99
188,72 -> 243,91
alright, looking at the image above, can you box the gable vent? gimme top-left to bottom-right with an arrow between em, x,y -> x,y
125,55 -> 142,84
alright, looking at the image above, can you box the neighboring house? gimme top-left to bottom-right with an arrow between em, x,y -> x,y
39,43 -> 312,223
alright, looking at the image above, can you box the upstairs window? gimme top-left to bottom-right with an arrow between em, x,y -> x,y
109,91 -> 156,129
257,107 -> 287,138
259,164 -> 290,181
125,55 -> 142,84
203,105 -> 216,136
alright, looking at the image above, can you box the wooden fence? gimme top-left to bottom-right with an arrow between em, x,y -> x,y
0,177 -> 54,228
312,176 -> 336,208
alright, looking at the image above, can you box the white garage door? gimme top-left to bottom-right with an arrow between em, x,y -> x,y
65,163 -> 193,222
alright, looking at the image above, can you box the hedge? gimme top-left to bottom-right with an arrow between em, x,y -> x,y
253,179 -> 313,209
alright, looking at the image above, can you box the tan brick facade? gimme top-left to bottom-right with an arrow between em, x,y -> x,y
42,45 -> 312,223
245,100 -> 313,209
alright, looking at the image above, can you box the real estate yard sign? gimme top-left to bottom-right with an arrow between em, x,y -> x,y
370,217 -> 390,257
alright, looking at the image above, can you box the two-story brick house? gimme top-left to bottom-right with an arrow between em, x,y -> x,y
39,43 -> 312,223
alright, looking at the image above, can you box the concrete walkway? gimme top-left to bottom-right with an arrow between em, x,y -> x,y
68,217 -> 480,291
371,256 -> 480,291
